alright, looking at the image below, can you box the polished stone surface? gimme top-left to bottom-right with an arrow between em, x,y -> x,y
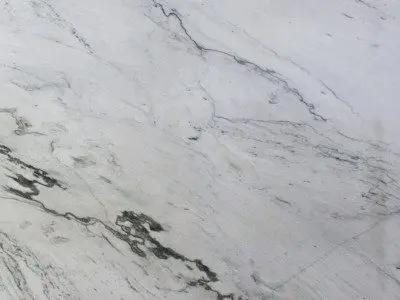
0,0 -> 400,299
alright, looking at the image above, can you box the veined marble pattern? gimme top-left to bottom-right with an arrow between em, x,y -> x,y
0,0 -> 399,299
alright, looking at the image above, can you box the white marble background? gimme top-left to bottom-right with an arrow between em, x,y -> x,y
0,0 -> 400,299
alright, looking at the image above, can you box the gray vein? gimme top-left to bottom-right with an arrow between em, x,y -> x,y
152,0 -> 327,122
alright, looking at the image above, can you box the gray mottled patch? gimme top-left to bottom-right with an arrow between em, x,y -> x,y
50,236 -> 70,244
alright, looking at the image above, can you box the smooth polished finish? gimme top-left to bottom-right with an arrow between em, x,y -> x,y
1,0 -> 400,299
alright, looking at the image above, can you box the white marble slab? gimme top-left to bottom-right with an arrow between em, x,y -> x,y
0,0 -> 400,299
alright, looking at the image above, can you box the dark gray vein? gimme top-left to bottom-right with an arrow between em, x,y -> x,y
30,0 -> 94,53
355,0 -> 379,10
0,108 -> 44,136
0,144 -> 243,299
152,0 -> 326,121
0,231 -> 78,299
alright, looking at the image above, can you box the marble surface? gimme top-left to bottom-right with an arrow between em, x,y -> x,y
0,0 -> 400,299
